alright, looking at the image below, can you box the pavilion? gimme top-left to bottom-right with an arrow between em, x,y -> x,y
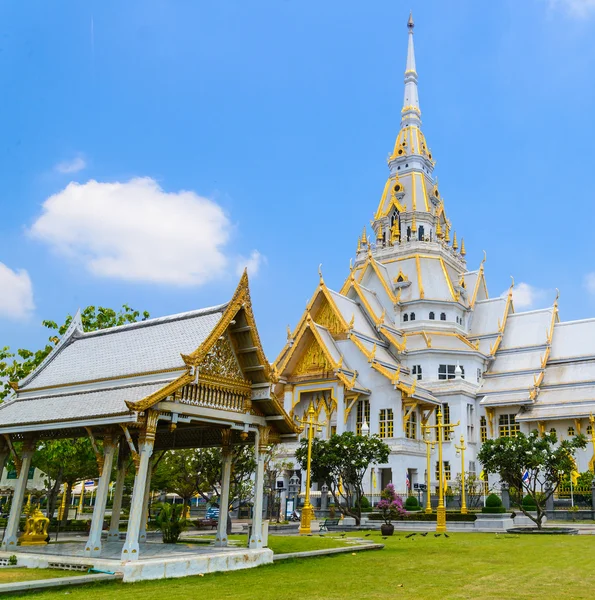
0,271 -> 298,580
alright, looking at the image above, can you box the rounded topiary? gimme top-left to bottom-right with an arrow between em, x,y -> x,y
360,496 -> 371,510
485,494 -> 503,508
522,495 -> 537,509
405,496 -> 420,510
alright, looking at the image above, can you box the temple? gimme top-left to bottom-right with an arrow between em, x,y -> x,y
274,14 -> 595,496
0,272 -> 298,580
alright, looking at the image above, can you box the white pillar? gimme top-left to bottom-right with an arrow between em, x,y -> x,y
249,434 -> 265,549
336,385 -> 345,434
107,449 -> 127,541
2,441 -> 35,550
215,447 -> 233,547
121,418 -> 156,561
283,385 -> 294,414
138,457 -> 154,542
84,436 -> 116,557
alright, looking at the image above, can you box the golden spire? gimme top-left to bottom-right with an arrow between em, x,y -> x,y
445,223 -> 450,243
377,223 -> 383,242
436,219 -> 443,238
361,227 -> 368,245
391,220 -> 400,244
460,238 -> 466,256
411,214 -> 417,233
452,231 -> 458,250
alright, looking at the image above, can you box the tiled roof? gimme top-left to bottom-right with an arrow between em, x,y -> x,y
19,304 -> 227,390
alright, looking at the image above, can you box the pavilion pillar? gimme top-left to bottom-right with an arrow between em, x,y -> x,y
1,440 -> 35,550
0,442 -> 8,481
107,446 -> 128,541
121,412 -> 158,561
138,456 -> 154,542
215,439 -> 233,547
249,429 -> 266,549
336,385 -> 345,434
84,435 -> 116,557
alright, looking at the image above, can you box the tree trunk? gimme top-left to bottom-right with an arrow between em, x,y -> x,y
46,466 -> 64,519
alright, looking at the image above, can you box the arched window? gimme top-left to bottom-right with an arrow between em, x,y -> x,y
440,312 -> 446,321
410,313 -> 416,321
429,312 -> 435,320
403,314 -> 409,322
418,225 -> 425,241
397,275 -> 404,283
407,226 -> 411,241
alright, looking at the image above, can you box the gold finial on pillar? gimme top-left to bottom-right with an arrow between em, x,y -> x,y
377,223 -> 383,243
391,220 -> 400,244
436,220 -> 443,238
361,227 -> 368,245
411,214 -> 417,233
460,238 -> 466,256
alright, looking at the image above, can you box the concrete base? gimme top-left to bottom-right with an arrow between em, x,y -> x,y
474,513 -> 514,531
341,517 -> 357,527
0,541 -> 273,583
513,512 -> 547,527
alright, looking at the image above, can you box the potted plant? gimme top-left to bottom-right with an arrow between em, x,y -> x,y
376,484 -> 406,536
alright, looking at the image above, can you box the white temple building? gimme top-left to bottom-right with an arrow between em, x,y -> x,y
273,14 -> 595,496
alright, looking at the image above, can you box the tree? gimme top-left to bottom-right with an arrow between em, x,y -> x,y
1,304 -> 150,401
295,432 -> 390,525
477,430 -> 587,529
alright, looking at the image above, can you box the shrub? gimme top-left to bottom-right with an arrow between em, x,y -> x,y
481,506 -> 506,513
368,512 -> 476,522
154,502 -> 187,544
405,496 -> 420,510
485,494 -> 502,508
522,495 -> 537,509
360,496 -> 371,510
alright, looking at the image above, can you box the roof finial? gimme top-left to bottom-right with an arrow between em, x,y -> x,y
408,11 -> 414,30
402,10 -> 420,126
318,263 -> 324,285
452,231 -> 458,251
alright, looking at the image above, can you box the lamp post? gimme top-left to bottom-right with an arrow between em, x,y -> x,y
424,409 -> 459,533
421,425 -> 435,514
454,435 -> 467,515
296,403 -> 326,535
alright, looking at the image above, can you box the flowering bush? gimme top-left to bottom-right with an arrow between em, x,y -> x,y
376,484 -> 406,525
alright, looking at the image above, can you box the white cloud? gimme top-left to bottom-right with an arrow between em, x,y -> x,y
236,250 -> 265,277
29,177 -> 260,287
544,0 -> 595,16
583,272 -> 595,295
55,156 -> 87,174
0,263 -> 35,320
501,282 -> 547,310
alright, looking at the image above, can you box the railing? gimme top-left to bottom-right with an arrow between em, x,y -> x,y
177,382 -> 247,413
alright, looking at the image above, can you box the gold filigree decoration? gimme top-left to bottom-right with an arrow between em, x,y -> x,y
200,335 -> 245,383
294,340 -> 334,376
315,301 -> 345,336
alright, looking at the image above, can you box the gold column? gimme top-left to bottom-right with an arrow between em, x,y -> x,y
57,484 -> 67,521
297,403 -> 326,535
454,435 -> 467,515
424,409 -> 459,533
422,425 -> 435,514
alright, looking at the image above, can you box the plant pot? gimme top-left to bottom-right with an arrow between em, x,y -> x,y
380,523 -> 394,536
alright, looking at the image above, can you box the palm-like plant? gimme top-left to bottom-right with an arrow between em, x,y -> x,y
154,502 -> 188,544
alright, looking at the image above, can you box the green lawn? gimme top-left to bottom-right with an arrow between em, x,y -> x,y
0,568 -> 83,584
19,531 -> 595,599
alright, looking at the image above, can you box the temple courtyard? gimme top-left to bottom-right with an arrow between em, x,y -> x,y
6,531 -> 594,599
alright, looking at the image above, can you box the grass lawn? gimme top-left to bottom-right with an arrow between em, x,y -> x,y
184,534 -> 348,554
0,568 -> 83,584
20,531 -> 595,599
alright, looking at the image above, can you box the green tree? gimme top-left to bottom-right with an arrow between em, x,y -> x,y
1,304 -> 150,401
477,430 -> 587,529
295,432 -> 390,525
262,445 -> 293,521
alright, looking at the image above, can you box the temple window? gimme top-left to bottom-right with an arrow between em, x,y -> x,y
429,312 -> 435,320
418,225 -> 425,241
435,460 -> 451,483
588,424 -> 593,436
498,414 -> 520,438
355,400 -> 370,435
410,312 -> 416,321
407,226 -> 411,241
405,409 -> 417,439
568,426 -> 575,437
412,365 -> 422,380
403,313 -> 409,322
379,409 -> 394,439
440,312 -> 446,321
480,416 -> 488,443
549,427 -> 557,437
438,364 -> 464,380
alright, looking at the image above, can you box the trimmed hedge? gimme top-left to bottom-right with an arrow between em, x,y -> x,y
481,506 -> 506,514
485,494 -> 502,508
522,495 -> 537,509
405,496 -> 420,510
367,512 -> 477,522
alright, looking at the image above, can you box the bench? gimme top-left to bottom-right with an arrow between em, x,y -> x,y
319,518 -> 341,532
196,518 -> 217,530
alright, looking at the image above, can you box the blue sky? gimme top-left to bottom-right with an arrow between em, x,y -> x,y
2,0 -> 595,361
